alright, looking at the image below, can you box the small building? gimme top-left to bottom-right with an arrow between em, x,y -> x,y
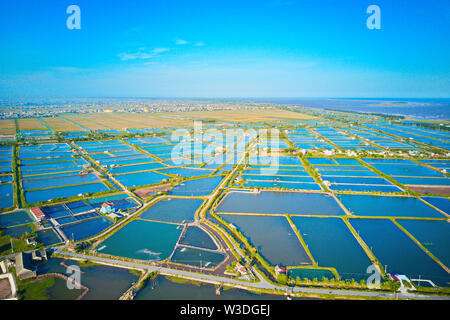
235,262 -> 249,275
275,265 -> 287,276
30,207 -> 45,221
100,202 -> 115,214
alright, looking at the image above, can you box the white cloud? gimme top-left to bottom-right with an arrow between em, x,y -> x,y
175,39 -> 188,45
195,41 -> 205,47
118,48 -> 170,61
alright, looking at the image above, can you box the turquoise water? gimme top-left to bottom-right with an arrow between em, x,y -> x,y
242,174 -> 315,182
337,194 -> 445,218
0,210 -> 34,228
307,158 -> 336,165
334,159 -> 361,166
60,217 -> 113,241
100,220 -> 181,261
216,191 -> 344,215
243,180 -> 322,190
110,162 -> 166,174
115,171 -> 167,188
87,194 -> 128,203
25,182 -> 111,203
291,217 -> 371,281
221,215 -> 312,266
350,219 -> 450,287
158,167 -> 213,178
171,247 -> 226,268
179,226 -> 218,250
330,184 -> 402,192
398,219 -> 450,268
23,173 -> 100,190
288,268 -> 336,281
140,198 -> 204,223
169,176 -> 223,196
244,169 -> 310,176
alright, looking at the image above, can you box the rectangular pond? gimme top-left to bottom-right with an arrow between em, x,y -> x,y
168,176 -> 223,196
25,182 -> 111,203
350,219 -> 450,287
216,191 -> 345,215
397,219 -> 450,268
0,210 -> 34,228
99,220 -> 181,261
139,198 -> 204,223
221,215 -> 311,266
60,217 -> 113,241
291,217 -> 372,281
337,194 -> 445,218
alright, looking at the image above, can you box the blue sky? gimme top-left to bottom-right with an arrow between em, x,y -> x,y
0,0 -> 449,98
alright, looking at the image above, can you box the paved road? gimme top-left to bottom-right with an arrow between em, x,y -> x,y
53,248 -> 450,300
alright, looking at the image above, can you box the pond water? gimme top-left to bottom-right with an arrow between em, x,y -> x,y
171,247 -> 226,268
221,215 -> 311,266
242,181 -> 322,190
291,217 -> 371,281
25,182 -> 110,204
60,217 -> 113,241
397,219 -> 450,268
22,173 -> 101,191
169,176 -> 223,196
37,257 -> 139,300
330,184 -> 402,193
135,275 -> 285,300
0,210 -> 34,228
319,170 -> 378,177
36,229 -> 62,246
216,191 -> 344,216
99,220 -> 181,261
422,197 -> 450,214
139,198 -> 204,223
244,169 -> 310,176
242,175 -> 315,183
350,219 -> 450,287
109,162 -> 166,174
288,268 -> 336,281
0,184 -> 13,209
114,171 -> 167,188
337,194 -> 445,218
369,163 -> 443,177
394,177 -> 449,186
3,225 -> 33,238
179,226 -> 218,250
